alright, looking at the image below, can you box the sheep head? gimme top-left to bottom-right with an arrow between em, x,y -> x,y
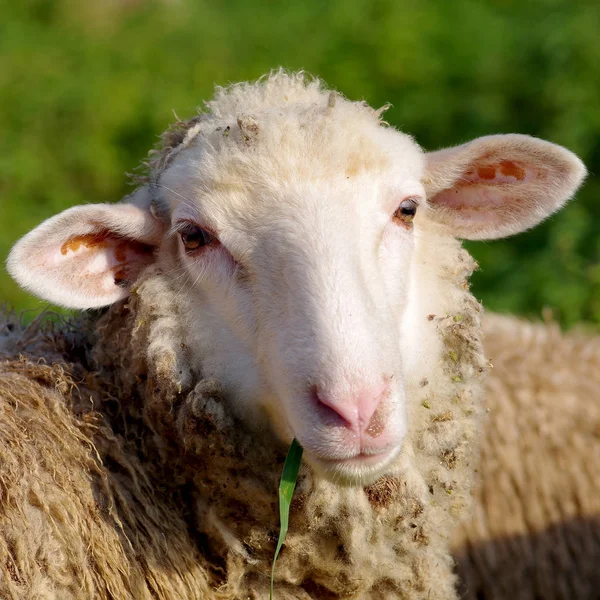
7,72 -> 586,486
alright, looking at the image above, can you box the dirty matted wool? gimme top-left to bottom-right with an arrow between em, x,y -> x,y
452,314 -> 600,600
0,318 -> 214,599
0,219 -> 487,599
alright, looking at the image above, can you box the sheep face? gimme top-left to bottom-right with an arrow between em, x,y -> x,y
156,117 -> 425,484
7,75 -> 586,485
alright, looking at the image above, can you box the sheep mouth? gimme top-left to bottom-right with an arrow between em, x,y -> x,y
308,446 -> 400,486
319,450 -> 391,467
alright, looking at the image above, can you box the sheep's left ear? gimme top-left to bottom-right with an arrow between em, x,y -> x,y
422,134 -> 586,240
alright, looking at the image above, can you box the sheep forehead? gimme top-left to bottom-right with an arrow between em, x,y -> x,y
161,112 -> 424,233
205,106 -> 421,178
154,72 -> 424,217
196,79 -> 422,181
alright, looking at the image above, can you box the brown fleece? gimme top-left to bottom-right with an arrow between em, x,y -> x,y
0,225 -> 485,599
453,314 -> 600,600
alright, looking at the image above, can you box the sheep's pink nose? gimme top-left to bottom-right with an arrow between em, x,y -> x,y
313,382 -> 390,434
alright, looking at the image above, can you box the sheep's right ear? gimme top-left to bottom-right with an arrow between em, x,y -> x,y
7,187 -> 166,309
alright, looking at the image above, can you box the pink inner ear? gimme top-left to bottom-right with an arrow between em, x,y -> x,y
433,159 -> 547,215
432,186 -> 508,225
57,231 -> 155,289
429,159 -> 551,230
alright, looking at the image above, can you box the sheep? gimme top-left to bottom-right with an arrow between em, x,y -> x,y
1,70 -> 586,599
452,314 -> 600,600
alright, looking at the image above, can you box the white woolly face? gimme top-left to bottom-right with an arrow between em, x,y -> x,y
159,130 -> 425,484
7,76 -> 586,485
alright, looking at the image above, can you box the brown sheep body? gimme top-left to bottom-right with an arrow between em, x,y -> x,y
452,315 -> 600,600
5,308 -> 598,600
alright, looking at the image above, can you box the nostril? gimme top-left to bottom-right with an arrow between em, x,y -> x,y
311,385 -> 359,428
310,382 -> 390,433
358,381 -> 390,432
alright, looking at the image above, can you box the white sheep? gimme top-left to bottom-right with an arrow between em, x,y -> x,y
2,71 -> 586,599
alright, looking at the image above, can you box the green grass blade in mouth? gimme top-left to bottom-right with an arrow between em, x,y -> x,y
270,438 -> 303,600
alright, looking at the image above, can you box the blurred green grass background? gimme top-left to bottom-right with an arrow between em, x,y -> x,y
1,0 -> 599,326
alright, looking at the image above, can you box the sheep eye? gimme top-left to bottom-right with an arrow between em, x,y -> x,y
180,224 -> 213,251
393,198 -> 418,225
